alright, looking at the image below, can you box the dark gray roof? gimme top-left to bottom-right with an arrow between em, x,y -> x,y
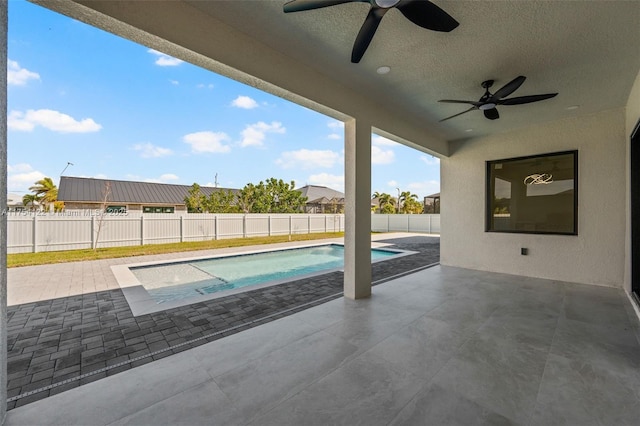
58,176 -> 238,205
296,185 -> 345,203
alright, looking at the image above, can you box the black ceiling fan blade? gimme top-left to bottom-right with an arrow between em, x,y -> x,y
499,93 -> 558,105
351,7 -> 386,63
491,75 -> 526,101
283,0 -> 356,13
396,0 -> 459,32
439,99 -> 481,107
484,108 -> 500,120
439,107 -> 476,122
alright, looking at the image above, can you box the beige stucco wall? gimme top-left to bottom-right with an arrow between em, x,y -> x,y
441,108 -> 627,288
624,69 -> 640,292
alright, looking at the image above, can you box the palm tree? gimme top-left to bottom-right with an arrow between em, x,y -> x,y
372,192 -> 395,213
29,177 -> 58,211
399,191 -> 418,214
22,193 -> 39,211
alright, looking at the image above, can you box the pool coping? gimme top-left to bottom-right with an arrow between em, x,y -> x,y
111,242 -> 417,316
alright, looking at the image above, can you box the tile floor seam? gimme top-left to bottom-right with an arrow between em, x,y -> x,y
524,309 -> 563,426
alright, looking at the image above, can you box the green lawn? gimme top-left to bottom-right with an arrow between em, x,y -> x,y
8,232 -> 345,268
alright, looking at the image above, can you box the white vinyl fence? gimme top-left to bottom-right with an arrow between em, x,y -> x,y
6,212 -> 440,254
371,214 -> 441,234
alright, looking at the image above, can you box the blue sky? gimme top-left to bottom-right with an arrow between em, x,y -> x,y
7,0 -> 440,200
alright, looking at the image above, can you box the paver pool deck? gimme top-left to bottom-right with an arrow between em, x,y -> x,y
5,233 -> 440,409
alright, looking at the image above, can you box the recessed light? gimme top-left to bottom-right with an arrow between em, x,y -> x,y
566,105 -> 580,110
376,66 -> 391,75
465,128 -> 473,132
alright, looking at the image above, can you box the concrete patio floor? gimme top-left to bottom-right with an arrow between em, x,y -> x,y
6,257 -> 640,425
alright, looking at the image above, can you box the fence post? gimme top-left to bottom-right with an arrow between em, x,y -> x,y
429,214 -> 432,234
214,215 -> 218,240
243,214 -> 247,238
180,215 -> 184,243
325,215 -> 327,233
387,214 -> 390,232
140,215 -> 144,246
289,215 -> 292,236
91,216 -> 96,249
32,215 -> 37,253
268,215 -> 271,236
308,215 -> 311,234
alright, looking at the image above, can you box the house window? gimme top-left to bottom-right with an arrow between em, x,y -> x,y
143,206 -> 175,214
105,205 -> 127,213
486,150 -> 578,235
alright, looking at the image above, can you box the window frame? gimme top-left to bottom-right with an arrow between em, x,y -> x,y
143,206 -> 175,214
485,150 -> 578,235
105,205 -> 127,214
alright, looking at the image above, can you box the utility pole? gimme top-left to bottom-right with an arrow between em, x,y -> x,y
60,162 -> 74,176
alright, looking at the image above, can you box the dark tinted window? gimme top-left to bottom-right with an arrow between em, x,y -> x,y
486,151 -> 577,235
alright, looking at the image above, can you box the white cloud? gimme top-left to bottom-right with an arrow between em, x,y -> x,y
307,173 -> 345,191
126,173 -> 179,184
327,133 -> 341,140
7,163 -> 46,193
275,149 -> 340,169
183,131 -> 231,153
387,180 -> 398,188
132,143 -> 174,158
327,120 -> 344,130
372,145 -> 395,164
8,163 -> 35,173
76,173 -> 109,179
170,80 -> 179,85
197,83 -> 214,89
407,180 -> 440,197
8,60 -> 40,86
8,109 -> 102,133
240,121 -> 285,147
372,135 -> 399,147
231,95 -> 259,109
419,155 -> 440,166
156,173 -> 179,182
148,49 -> 183,66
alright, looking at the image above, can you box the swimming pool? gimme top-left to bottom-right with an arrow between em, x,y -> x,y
132,244 -> 397,303
111,243 -> 412,315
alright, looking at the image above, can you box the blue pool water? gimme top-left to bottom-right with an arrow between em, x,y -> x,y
131,244 -> 398,304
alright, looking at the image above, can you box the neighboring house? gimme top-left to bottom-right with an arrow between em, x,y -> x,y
6,192 -> 29,210
58,176 -> 237,214
423,192 -> 440,214
296,185 -> 345,214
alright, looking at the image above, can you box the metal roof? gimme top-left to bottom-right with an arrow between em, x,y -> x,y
58,176 -> 238,205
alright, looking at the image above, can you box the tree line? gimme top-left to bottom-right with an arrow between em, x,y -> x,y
185,178 -> 308,214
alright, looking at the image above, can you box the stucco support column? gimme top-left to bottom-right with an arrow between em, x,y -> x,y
344,118 -> 372,299
1,1 -> 8,423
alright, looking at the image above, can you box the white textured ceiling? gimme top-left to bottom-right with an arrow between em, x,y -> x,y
38,0 -> 640,146
183,0 -> 640,142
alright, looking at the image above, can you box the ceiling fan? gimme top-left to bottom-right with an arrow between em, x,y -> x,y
283,0 -> 459,63
439,76 -> 558,122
